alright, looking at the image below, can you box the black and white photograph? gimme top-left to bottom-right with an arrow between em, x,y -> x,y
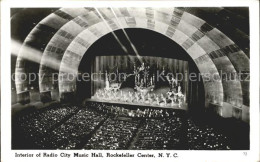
1,1 -> 260,162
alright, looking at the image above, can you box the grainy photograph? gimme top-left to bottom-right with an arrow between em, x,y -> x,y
10,7 -> 250,151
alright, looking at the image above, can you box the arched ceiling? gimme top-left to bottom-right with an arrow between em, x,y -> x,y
13,7 -> 250,116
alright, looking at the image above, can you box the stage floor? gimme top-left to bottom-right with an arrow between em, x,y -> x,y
84,98 -> 188,111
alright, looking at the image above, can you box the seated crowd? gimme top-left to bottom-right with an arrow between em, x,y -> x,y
187,119 -> 231,150
132,117 -> 183,150
84,118 -> 140,150
15,102 -> 231,150
17,105 -> 78,142
36,107 -> 106,149
88,102 -> 180,118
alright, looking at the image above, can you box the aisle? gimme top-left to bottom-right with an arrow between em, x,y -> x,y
127,119 -> 146,149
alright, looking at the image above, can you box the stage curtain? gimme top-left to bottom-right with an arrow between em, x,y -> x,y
92,55 -> 189,97
87,55 -> 204,109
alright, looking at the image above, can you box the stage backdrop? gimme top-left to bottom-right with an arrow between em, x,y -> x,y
91,55 -> 189,100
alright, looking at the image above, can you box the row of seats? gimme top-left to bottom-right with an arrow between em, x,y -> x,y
88,102 -> 180,118
36,107 -> 106,149
84,117 -> 140,150
132,117 -> 183,150
18,105 -> 78,141
15,103 -> 231,150
187,119 -> 231,150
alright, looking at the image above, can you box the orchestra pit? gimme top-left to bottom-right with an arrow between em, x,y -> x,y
11,7 -> 249,150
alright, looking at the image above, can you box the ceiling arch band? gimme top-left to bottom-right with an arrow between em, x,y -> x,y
14,7 -> 249,116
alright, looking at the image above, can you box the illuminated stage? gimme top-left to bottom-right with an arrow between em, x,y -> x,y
89,55 -> 188,110
85,98 -> 188,111
88,85 -> 188,111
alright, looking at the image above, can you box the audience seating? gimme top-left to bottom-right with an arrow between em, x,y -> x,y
15,102 -> 231,150
187,119 -> 231,150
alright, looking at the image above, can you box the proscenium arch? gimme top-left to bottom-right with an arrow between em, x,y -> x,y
39,7 -> 241,109
38,12 -> 103,94
15,8 -> 88,94
14,7 -> 249,117
77,28 -> 205,103
58,17 -> 224,109
55,10 -> 247,113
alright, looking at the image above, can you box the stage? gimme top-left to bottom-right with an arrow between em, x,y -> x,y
84,98 -> 188,111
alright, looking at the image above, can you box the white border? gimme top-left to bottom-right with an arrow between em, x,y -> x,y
1,1 -> 259,162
